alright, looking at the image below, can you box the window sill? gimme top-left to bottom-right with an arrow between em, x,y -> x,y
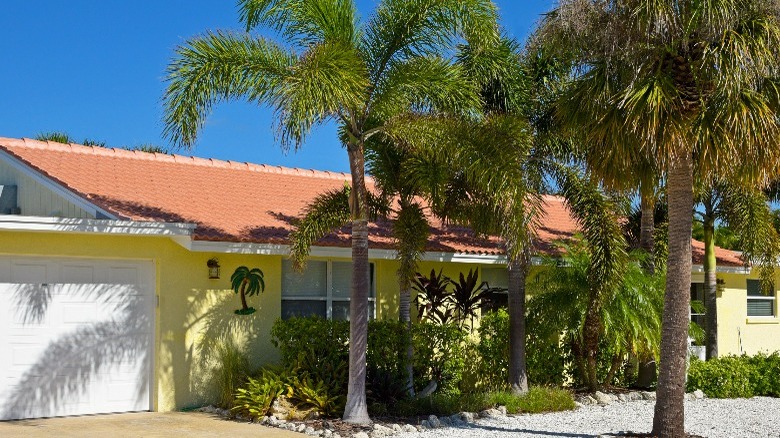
746,317 -> 780,325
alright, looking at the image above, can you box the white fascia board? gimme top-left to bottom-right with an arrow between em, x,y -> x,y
691,264 -> 751,274
0,149 -> 118,219
185,240 -> 515,265
0,215 -> 195,236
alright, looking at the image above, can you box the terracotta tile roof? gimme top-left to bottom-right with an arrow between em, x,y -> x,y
0,137 -> 744,266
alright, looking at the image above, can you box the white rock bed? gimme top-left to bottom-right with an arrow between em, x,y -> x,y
395,397 -> 780,438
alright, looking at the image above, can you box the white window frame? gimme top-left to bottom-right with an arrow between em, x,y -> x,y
690,282 -> 705,325
281,259 -> 376,320
747,279 -> 776,318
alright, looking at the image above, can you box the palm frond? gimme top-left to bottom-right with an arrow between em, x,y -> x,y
238,0 -> 358,45
163,31 -> 295,148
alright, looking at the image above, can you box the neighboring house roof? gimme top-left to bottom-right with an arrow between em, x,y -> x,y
0,137 -> 744,266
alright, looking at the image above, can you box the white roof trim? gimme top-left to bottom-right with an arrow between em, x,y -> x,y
0,149 -> 119,219
0,215 -> 195,236
185,239 -> 512,264
691,264 -> 751,274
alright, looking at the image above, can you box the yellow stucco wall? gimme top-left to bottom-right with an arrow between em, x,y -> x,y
0,230 -> 493,412
7,226 -> 777,413
0,230 -> 287,411
708,271 -> 780,355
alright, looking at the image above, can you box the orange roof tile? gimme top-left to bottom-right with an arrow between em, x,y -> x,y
0,137 -> 745,266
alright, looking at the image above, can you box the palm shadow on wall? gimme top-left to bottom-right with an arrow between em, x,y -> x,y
2,283 -> 152,420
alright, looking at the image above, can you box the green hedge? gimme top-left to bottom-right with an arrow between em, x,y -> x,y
687,352 -> 780,398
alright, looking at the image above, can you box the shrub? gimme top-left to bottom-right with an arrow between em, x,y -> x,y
412,322 -> 468,394
233,367 -> 289,419
747,352 -> 780,397
505,387 -> 576,414
212,340 -> 250,409
687,356 -> 756,398
477,309 -> 568,388
393,387 -> 575,417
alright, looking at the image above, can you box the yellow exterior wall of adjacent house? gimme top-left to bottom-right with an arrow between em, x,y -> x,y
712,271 -> 780,356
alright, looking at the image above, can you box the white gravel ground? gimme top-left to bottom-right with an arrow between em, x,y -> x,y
394,397 -> 780,438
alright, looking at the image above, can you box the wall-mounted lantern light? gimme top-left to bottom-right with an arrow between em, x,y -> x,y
207,258 -> 221,279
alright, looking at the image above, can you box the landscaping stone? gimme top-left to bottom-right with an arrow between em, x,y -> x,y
459,412 -> 476,422
626,392 -> 643,402
694,389 -> 705,399
353,432 -> 370,438
594,391 -> 614,405
439,416 -> 451,427
640,391 -> 656,400
420,420 -> 431,429
480,408 -> 503,418
304,426 -> 315,435
372,424 -> 394,437
391,424 -> 402,433
401,424 -> 417,433
497,405 -> 507,415
428,415 -> 441,428
574,401 -> 584,408
323,430 -> 332,438
616,394 -> 627,402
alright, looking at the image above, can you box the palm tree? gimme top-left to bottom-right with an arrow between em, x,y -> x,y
539,1 -> 780,435
528,239 -> 663,388
162,0 -> 498,423
556,166 -> 631,390
230,266 -> 266,315
288,139 -> 432,396
696,178 -> 780,358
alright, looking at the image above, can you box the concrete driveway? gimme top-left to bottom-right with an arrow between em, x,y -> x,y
0,411 -> 303,437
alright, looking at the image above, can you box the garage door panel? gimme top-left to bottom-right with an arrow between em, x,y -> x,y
0,257 -> 153,420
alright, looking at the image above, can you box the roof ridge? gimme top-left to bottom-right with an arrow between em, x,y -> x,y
0,136 -> 353,181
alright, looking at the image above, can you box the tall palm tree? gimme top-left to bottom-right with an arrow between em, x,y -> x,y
539,1 -> 780,435
289,139 -> 433,396
162,0 -> 498,423
696,178 -> 780,358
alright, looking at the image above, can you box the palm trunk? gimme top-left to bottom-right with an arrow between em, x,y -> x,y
637,189 -> 657,388
605,354 -> 622,388
652,153 -> 693,437
703,214 -> 718,360
582,284 -> 602,391
507,251 -> 529,395
399,273 -> 415,396
639,189 -> 656,274
343,143 -> 371,425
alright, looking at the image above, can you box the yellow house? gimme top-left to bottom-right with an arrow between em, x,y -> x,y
0,136 -> 776,420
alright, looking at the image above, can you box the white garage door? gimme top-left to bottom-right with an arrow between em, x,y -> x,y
0,256 -> 154,420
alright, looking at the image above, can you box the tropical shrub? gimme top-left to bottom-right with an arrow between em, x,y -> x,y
412,322 -> 468,394
476,309 -> 568,388
527,241 -> 663,388
211,340 -> 250,409
413,269 -> 453,324
233,367 -> 289,418
687,353 -> 780,398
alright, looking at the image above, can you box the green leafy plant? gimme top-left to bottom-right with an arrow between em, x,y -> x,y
413,269 -> 453,324
412,322 -> 467,393
233,367 -> 289,419
687,352 -> 780,398
212,340 -> 250,409
230,266 -> 265,315
449,269 -> 493,328
288,374 -> 346,417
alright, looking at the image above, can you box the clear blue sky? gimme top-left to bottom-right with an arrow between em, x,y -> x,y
0,1 -> 554,173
